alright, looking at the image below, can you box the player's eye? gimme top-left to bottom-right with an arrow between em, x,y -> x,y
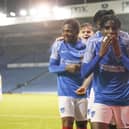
104,26 -> 118,31
86,31 -> 91,33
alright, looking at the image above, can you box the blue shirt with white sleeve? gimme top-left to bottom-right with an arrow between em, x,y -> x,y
81,31 -> 129,106
49,40 -> 87,98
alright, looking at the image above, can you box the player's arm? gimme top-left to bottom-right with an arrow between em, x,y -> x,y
111,35 -> 121,57
81,36 -> 111,78
112,36 -> 129,71
75,73 -> 93,95
65,64 -> 81,73
49,41 -> 81,74
81,55 -> 101,78
49,58 -> 66,73
49,41 -> 67,73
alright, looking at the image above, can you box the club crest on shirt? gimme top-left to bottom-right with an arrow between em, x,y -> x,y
60,107 -> 65,113
91,110 -> 95,118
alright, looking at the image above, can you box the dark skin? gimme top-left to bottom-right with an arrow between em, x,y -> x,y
92,20 -> 122,129
62,24 -> 78,43
62,24 -> 81,74
61,23 -> 87,129
99,20 -> 121,58
76,20 -> 121,129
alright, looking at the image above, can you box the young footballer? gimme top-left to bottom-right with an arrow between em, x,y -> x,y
49,19 -> 88,129
81,14 -> 129,129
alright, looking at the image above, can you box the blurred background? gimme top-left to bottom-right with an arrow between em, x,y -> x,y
0,0 -> 129,93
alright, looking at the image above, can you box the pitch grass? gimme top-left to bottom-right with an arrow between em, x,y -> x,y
0,93 -> 60,129
0,93 -> 91,129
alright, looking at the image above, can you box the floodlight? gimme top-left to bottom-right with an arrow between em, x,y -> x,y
53,6 -> 71,20
29,8 -> 37,16
0,12 -> 7,18
19,9 -> 27,16
10,12 -> 16,17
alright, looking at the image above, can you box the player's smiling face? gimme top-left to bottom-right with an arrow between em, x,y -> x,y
80,26 -> 94,41
62,24 -> 78,43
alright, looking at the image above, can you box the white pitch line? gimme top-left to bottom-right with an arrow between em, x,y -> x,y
7,62 -> 49,68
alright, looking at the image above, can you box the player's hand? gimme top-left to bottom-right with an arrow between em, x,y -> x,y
65,64 -> 80,73
75,86 -> 86,95
56,36 -> 64,41
112,37 -> 121,57
99,36 -> 112,57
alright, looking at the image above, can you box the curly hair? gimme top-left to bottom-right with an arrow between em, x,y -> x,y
93,9 -> 115,24
100,14 -> 121,29
63,19 -> 80,34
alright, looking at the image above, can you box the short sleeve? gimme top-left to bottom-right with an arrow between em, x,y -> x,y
50,41 -> 61,59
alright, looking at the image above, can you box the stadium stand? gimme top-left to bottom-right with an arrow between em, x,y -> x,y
0,13 -> 129,93
0,21 -> 62,93
1,67 -> 57,93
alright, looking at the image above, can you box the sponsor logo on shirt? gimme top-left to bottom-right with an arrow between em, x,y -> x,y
61,59 -> 81,65
100,64 -> 125,72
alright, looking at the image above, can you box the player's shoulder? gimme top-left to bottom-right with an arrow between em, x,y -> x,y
52,40 -> 64,49
76,40 -> 86,50
119,30 -> 129,44
53,40 -> 64,45
86,31 -> 102,47
119,30 -> 129,38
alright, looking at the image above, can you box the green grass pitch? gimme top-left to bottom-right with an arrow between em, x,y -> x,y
0,93 -> 60,129
0,93 -> 91,129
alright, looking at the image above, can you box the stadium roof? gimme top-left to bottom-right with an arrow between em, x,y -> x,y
0,0 -> 117,17
0,0 -> 128,26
